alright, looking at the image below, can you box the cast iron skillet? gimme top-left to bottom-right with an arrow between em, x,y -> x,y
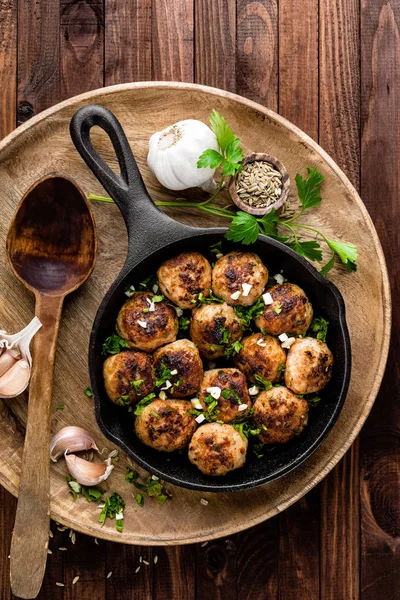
70,104 -> 351,492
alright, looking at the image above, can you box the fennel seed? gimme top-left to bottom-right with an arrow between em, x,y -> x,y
236,160 -> 283,209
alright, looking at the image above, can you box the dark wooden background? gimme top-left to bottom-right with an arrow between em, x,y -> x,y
0,1 -> 398,598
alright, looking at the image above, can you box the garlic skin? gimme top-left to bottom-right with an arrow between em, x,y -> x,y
65,454 -> 114,486
0,359 -> 30,398
50,426 -> 99,462
0,316 -> 42,367
147,119 -> 219,192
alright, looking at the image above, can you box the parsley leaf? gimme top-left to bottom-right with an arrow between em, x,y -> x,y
130,379 -> 144,393
84,386 -> 93,397
326,239 -> 358,272
286,239 -> 323,262
179,314 -> 191,330
257,209 -> 280,237
225,211 -> 260,245
102,334 -> 130,356
224,340 -> 243,358
126,469 -> 172,504
295,167 -> 325,210
209,109 -> 236,152
254,374 -> 273,390
195,291 -> 224,305
197,149 -> 224,169
308,317 -> 329,343
320,254 -> 336,277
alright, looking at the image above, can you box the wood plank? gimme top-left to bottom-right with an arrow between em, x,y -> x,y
196,539 -> 237,600
60,0 -> 104,99
63,530 -> 106,600
0,487 -> 16,600
277,4 -> 320,596
153,545 -> 196,600
152,0 -> 194,81
236,0 -> 278,109
37,523 -> 65,600
0,0 -> 17,138
106,542 -> 153,599
278,0 -> 318,140
17,0 -> 61,123
319,1 -> 361,598
236,519 -> 279,599
105,0 -> 152,84
360,2 -> 400,599
195,0 -> 236,91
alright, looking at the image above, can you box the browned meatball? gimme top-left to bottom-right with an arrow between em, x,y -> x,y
190,302 -> 244,360
153,339 -> 203,398
212,251 -> 269,306
252,386 -> 309,444
284,337 -> 333,394
135,399 -> 197,452
157,252 -> 212,309
234,333 -> 286,384
103,350 -> 154,405
188,423 -> 248,476
199,368 -> 251,423
255,283 -> 313,336
116,292 -> 178,353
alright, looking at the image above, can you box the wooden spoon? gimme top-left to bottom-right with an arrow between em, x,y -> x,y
6,174 -> 96,599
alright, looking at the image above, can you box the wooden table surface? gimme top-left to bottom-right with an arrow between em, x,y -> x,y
0,1 -> 398,599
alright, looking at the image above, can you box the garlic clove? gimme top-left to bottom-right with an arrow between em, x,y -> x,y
0,348 -> 20,378
0,359 -> 30,398
64,454 -> 114,486
50,426 -> 99,462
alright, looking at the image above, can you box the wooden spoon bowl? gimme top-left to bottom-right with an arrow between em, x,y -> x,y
6,173 -> 96,599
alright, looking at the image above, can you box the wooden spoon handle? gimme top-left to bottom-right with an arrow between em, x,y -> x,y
10,293 -> 64,599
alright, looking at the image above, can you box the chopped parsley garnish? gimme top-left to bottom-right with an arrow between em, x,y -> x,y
234,296 -> 265,329
252,440 -> 266,459
191,394 -> 220,421
134,392 -> 156,416
179,315 -> 191,330
66,478 -> 124,532
139,274 -> 158,291
195,291 -> 224,305
277,363 -> 286,378
150,410 -> 160,419
155,361 -> 173,388
221,388 -> 241,404
307,394 -> 321,408
84,386 -> 93,397
135,493 -> 144,507
152,295 -> 165,303
130,379 -> 144,393
209,241 -> 223,257
126,469 -> 171,504
117,394 -> 130,406
308,317 -> 329,343
56,403 -> 64,410
224,340 -> 243,358
274,305 -> 282,315
102,333 -> 130,356
254,374 -> 273,390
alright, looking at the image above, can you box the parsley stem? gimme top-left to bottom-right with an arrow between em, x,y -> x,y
87,193 -> 115,203
197,177 -> 226,206
289,222 -> 331,245
280,221 -> 300,241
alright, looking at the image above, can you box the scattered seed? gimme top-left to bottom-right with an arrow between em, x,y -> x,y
49,530 -> 54,538
201,541 -> 209,547
200,498 -> 209,506
154,555 -> 158,564
236,160 -> 283,209
57,526 -> 67,532
135,566 -> 141,573
59,547 -> 67,551
48,549 -> 52,555
108,449 -> 118,459
139,556 -> 143,563
107,571 -> 112,579
56,582 -> 65,587
143,560 -> 150,566
94,538 -> 99,545
71,532 -> 76,545
72,576 -> 79,585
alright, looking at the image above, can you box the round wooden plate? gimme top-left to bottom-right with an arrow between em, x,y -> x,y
0,83 -> 390,545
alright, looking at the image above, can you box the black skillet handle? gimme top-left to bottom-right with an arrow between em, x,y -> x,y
70,104 -> 196,270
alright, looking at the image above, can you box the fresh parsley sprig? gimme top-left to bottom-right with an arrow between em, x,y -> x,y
197,110 -> 244,177
225,167 -> 358,275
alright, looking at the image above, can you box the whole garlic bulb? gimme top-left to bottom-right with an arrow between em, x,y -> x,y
147,119 -> 219,192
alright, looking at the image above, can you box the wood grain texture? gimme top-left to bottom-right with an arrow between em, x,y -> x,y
277,5 -> 320,594
0,83 -> 389,550
153,545 -> 196,600
63,532 -> 106,600
152,0 -> 194,81
105,0 -> 152,84
196,539 -> 237,600
236,0 -> 278,109
0,0 -> 16,138
17,0 -> 61,124
106,542 -> 153,599
319,2 -> 361,598
279,0 -> 319,140
60,0 -> 104,99
195,0 -> 236,92
360,2 -> 400,599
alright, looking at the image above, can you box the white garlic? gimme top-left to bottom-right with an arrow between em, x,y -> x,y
0,317 -> 42,398
65,454 -> 114,486
0,359 -> 30,398
50,426 -> 99,462
147,119 -> 219,192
